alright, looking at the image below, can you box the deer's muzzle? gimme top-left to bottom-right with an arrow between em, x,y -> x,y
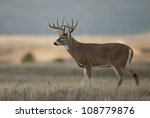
54,42 -> 59,46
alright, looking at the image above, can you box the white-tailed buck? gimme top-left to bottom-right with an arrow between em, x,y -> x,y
49,18 -> 140,90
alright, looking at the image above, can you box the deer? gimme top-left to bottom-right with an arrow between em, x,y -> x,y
48,18 -> 140,90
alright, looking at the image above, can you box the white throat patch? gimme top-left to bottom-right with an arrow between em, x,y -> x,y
64,45 -> 69,50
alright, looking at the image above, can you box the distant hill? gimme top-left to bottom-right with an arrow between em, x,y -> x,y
0,34 -> 149,63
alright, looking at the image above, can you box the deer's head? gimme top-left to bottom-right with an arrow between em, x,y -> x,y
49,18 -> 78,46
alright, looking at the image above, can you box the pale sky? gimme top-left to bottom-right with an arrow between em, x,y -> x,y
0,0 -> 150,35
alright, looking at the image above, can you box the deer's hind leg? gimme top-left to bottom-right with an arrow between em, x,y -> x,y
124,66 -> 140,87
111,65 -> 124,90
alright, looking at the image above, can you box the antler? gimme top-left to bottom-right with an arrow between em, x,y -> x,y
64,19 -> 78,33
49,18 -> 65,32
49,18 -> 78,34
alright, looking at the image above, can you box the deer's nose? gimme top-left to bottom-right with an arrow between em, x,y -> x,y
54,42 -> 59,46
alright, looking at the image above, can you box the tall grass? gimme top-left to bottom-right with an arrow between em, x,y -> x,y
0,62 -> 149,101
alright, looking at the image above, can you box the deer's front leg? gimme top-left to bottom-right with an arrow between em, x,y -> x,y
82,67 -> 92,87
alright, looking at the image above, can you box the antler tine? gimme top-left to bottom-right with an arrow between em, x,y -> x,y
61,18 -> 65,28
69,20 -> 78,33
52,23 -> 55,27
49,18 -> 65,31
49,21 -> 55,28
57,17 -> 59,27
71,18 -> 74,27
62,19 -> 78,33
66,21 -> 69,27
74,20 -> 78,29
48,22 -> 54,28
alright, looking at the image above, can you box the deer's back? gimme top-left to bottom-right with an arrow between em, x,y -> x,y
72,43 -> 132,67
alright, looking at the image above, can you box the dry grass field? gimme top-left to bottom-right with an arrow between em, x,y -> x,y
0,35 -> 149,101
0,62 -> 149,101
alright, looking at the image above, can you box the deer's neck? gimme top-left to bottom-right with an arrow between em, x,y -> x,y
64,37 -> 81,58
65,37 -> 80,51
